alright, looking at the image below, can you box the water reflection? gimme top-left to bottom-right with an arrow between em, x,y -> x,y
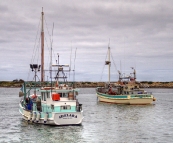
1,88 -> 173,142
17,120 -> 84,143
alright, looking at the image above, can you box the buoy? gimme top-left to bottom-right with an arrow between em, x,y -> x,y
29,94 -> 37,99
36,112 -> 41,122
32,112 -> 36,122
28,112 -> 32,122
153,97 -> 156,101
44,112 -> 48,124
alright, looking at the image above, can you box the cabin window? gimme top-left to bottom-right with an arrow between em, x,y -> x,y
62,93 -> 68,97
59,93 -> 68,97
41,93 -> 44,101
59,93 -> 62,97
47,92 -> 50,98
63,93 -> 68,97
41,92 -> 46,101
61,105 -> 71,110
44,93 -> 46,101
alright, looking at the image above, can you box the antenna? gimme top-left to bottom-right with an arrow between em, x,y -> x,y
73,48 -> 77,87
50,23 -> 54,88
69,44 -> 72,79
120,60 -> 122,74
108,38 -> 110,47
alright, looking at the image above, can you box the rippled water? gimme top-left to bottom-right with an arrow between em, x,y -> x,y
0,88 -> 173,142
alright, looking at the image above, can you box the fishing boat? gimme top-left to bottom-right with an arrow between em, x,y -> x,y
96,46 -> 156,105
19,9 -> 83,125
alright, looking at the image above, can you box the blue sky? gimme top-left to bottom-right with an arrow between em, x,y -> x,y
0,0 -> 173,82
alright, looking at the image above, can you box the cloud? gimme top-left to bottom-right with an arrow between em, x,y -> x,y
0,0 -> 173,81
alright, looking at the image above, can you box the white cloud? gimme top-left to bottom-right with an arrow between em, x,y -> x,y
0,0 -> 173,81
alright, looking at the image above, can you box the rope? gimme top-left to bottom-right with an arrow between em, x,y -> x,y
27,16 -> 41,81
44,18 -> 57,69
110,51 -> 119,80
36,37 -> 41,65
44,17 -> 51,78
73,48 -> 77,83
44,16 -> 51,38
45,35 -> 50,66
99,49 -> 108,81
44,17 -> 57,80
110,51 -> 118,72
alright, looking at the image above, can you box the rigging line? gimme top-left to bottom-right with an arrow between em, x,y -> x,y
31,16 -> 41,64
27,16 -> 41,81
73,48 -> 77,70
50,23 -> 54,81
44,16 -> 51,37
44,16 -> 57,64
27,36 -> 40,81
45,36 -> 50,67
32,29 -> 41,64
110,51 -> 118,72
32,36 -> 40,64
45,33 -> 56,66
44,33 -> 55,70
52,45 -> 57,62
69,44 -> 72,79
44,16 -> 55,68
45,37 -> 56,73
43,16 -> 52,69
36,37 -> 41,65
100,49 -> 108,81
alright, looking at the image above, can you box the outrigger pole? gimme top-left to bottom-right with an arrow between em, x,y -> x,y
41,7 -> 44,82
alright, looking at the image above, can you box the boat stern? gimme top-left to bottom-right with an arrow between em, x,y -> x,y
53,111 -> 84,125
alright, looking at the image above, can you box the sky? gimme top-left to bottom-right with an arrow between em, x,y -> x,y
0,0 -> 173,82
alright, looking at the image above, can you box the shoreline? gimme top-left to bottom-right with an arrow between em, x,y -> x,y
0,81 -> 173,88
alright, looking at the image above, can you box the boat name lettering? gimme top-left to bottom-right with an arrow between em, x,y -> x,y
59,114 -> 77,118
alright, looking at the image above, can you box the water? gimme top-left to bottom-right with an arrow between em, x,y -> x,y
0,88 -> 173,143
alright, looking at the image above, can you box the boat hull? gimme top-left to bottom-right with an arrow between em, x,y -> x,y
96,92 -> 154,105
19,103 -> 84,125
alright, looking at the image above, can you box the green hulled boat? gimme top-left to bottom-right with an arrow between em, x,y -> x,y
96,46 -> 156,105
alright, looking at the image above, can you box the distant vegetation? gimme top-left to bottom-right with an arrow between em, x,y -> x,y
0,79 -> 24,87
0,80 -> 173,88
140,81 -> 153,84
12,79 -> 24,82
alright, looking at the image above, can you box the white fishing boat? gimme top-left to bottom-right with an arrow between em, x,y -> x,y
96,46 -> 156,105
19,9 -> 83,125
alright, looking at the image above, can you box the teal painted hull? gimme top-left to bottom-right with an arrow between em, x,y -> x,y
96,92 -> 155,105
19,102 -> 83,125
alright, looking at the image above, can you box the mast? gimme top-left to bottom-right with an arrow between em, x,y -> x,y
108,46 -> 110,83
105,46 -> 111,83
41,7 -> 44,82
